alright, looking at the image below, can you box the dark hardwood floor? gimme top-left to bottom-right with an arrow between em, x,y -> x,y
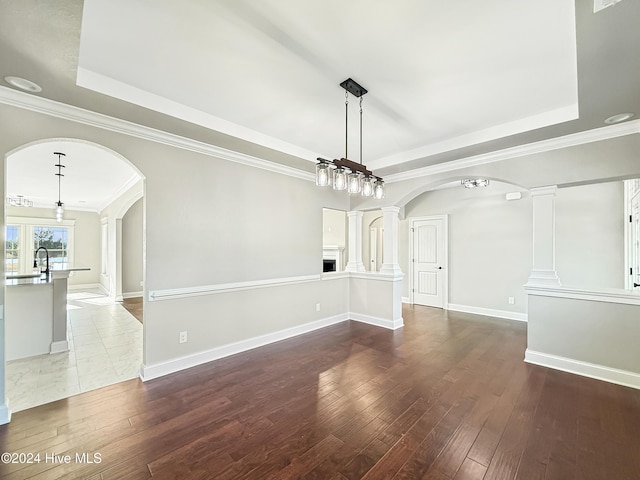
1,305 -> 639,479
122,297 -> 143,323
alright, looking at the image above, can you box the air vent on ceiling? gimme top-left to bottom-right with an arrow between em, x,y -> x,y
594,0 -> 624,12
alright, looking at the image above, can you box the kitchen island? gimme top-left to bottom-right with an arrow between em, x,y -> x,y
5,268 -> 90,361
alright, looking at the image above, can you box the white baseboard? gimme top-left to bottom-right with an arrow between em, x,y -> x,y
68,283 -> 106,294
447,303 -> 528,322
123,291 -> 143,299
0,403 -> 11,425
525,349 -> 640,390
401,296 -> 411,304
50,340 -> 69,354
140,313 -> 349,381
350,312 -> 404,330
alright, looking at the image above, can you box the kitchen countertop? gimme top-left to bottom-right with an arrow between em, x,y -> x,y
5,268 -> 91,287
5,274 -> 51,286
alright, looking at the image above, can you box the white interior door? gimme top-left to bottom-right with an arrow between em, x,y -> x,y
369,227 -> 377,271
412,217 -> 447,308
632,193 -> 640,290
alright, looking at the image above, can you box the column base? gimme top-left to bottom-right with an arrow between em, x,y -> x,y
526,269 -> 561,287
344,262 -> 366,273
379,263 -> 403,276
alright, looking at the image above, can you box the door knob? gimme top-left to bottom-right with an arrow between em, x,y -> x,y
635,283 -> 640,288
437,266 -> 442,270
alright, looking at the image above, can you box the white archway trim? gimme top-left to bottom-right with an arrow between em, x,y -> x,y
5,137 -> 144,180
395,176 -> 529,213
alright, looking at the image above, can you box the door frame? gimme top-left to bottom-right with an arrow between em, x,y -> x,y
409,214 -> 449,308
624,179 -> 640,290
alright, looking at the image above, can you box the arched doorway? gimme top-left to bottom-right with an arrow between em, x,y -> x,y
4,138 -> 145,412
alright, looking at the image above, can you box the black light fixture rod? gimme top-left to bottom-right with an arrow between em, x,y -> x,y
344,91 -> 348,159
54,152 -> 66,203
359,97 -> 363,166
340,78 -> 368,162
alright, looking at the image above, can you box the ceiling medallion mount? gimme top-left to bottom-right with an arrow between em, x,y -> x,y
315,78 -> 384,200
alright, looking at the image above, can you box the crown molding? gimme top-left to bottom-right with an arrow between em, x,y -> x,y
0,86 -> 315,183
385,119 -> 640,183
3,86 -> 638,186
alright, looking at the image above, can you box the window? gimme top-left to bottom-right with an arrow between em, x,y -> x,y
33,226 -> 70,270
5,217 -> 75,275
5,225 -> 19,274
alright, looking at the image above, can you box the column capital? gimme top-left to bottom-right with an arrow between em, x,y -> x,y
530,185 -> 558,197
347,210 -> 364,218
381,206 -> 401,214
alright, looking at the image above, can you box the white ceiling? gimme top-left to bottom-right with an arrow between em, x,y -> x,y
2,0 -> 638,206
6,140 -> 141,213
76,0 -> 578,171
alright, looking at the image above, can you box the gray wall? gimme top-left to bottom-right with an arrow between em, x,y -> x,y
322,208 -> 346,247
0,102 -> 350,371
556,181 -> 624,288
402,182 -> 532,314
398,180 -> 626,314
528,294 -> 640,374
122,197 -> 143,295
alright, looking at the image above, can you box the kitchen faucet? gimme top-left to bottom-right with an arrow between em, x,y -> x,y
33,246 -> 50,278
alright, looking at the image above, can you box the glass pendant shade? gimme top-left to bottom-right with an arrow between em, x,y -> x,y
316,162 -> 331,187
373,179 -> 385,200
55,202 -> 64,222
333,167 -> 347,190
361,176 -> 374,197
347,171 -> 361,194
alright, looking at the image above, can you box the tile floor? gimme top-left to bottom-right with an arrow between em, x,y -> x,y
6,289 -> 143,412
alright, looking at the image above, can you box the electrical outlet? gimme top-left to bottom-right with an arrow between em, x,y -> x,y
179,331 -> 188,343
508,297 -> 515,305
139,280 -> 144,287
316,303 -> 321,312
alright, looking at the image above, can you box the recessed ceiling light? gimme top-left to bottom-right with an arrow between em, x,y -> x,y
3,76 -> 42,93
604,113 -> 634,124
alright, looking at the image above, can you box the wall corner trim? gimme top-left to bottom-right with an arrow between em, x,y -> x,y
0,403 -> 11,425
447,303 -> 528,322
148,274 -> 321,301
350,312 -> 404,330
525,349 -> 640,390
49,341 -> 69,354
524,284 -> 640,306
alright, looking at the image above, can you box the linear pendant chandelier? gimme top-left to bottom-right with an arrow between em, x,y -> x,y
315,78 -> 384,200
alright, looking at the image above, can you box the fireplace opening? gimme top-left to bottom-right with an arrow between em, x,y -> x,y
323,259 -> 336,273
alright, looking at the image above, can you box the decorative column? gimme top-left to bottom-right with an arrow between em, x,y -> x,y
345,211 -> 366,272
527,186 -> 561,286
379,206 -> 403,276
